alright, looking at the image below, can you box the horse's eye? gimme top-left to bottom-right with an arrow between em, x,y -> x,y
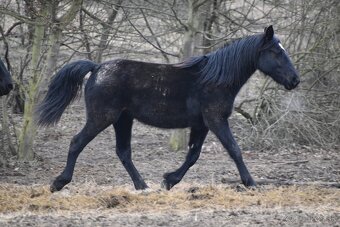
269,49 -> 279,55
270,48 -> 283,55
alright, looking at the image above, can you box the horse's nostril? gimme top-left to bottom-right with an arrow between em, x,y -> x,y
7,84 -> 13,90
292,76 -> 300,86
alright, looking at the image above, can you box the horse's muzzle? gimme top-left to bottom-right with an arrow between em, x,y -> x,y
0,83 -> 13,96
285,75 -> 300,90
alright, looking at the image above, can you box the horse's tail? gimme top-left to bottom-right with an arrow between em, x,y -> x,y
36,60 -> 99,126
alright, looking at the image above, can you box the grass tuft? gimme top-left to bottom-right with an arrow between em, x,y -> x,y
0,183 -> 339,214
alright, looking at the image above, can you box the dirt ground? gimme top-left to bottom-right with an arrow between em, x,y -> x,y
0,102 -> 339,226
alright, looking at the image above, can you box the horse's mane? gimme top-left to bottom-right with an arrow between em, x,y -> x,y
176,34 -> 264,86
0,57 -> 8,75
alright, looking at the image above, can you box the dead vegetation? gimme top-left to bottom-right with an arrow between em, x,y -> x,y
1,183 -> 339,214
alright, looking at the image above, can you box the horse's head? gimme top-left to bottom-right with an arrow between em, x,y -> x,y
257,25 -> 300,90
0,58 -> 13,96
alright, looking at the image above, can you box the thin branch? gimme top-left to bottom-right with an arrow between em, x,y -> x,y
57,0 -> 83,29
0,6 -> 40,25
121,7 -> 179,58
193,0 -> 209,10
140,9 -> 170,63
61,43 -> 95,55
79,10 -> 92,60
165,1 -> 188,31
308,63 -> 340,91
234,106 -> 254,125
4,21 -> 24,36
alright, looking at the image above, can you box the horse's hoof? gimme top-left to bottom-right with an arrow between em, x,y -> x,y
245,179 -> 256,187
50,183 -> 60,193
135,183 -> 149,190
162,172 -> 180,190
50,176 -> 70,193
161,180 -> 172,190
50,180 -> 66,192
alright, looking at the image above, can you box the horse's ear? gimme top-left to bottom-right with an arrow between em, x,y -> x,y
264,25 -> 274,41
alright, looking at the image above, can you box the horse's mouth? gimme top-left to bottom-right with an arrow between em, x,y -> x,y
0,89 -> 10,96
284,78 -> 300,90
284,83 -> 299,90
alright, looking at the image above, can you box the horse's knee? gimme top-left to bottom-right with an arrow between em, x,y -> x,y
116,148 -> 131,165
224,143 -> 243,161
228,150 -> 243,163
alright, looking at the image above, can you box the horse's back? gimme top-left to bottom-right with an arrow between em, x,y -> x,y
84,59 -> 202,128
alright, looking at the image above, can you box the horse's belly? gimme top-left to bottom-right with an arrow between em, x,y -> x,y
128,88 -> 201,129
135,115 -> 189,129
132,103 -> 191,129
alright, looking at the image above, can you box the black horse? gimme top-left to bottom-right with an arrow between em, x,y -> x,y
37,26 -> 299,192
0,57 -> 13,96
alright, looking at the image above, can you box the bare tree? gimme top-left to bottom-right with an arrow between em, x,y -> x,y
0,0 -> 339,164
1,0 -> 83,160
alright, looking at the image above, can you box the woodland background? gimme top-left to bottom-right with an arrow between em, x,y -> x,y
0,0 -> 339,164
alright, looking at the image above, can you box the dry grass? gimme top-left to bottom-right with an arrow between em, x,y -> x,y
0,183 -> 339,214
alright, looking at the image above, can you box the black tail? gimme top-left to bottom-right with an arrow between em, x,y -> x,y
37,60 -> 99,126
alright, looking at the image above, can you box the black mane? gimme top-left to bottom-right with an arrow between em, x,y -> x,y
176,34 -> 264,86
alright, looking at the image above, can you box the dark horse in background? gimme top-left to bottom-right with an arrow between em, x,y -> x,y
0,57 -> 13,96
37,25 -> 299,192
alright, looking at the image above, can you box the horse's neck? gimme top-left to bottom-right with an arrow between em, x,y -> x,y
229,66 -> 256,97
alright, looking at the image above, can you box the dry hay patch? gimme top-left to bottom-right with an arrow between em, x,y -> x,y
0,183 -> 339,214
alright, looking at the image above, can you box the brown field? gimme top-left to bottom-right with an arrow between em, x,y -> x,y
1,103 -> 339,226
0,183 -> 339,226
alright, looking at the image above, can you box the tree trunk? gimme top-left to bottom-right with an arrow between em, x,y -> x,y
96,0 -> 123,63
17,0 -> 83,160
169,0 -> 203,151
38,25 -> 62,97
40,0 -> 83,96
0,97 -> 16,166
17,13 -> 46,160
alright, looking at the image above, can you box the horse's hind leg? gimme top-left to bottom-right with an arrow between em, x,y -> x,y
162,125 -> 208,190
113,112 -> 148,190
50,117 -> 115,192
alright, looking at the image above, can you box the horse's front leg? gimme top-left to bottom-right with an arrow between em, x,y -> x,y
207,119 -> 256,187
